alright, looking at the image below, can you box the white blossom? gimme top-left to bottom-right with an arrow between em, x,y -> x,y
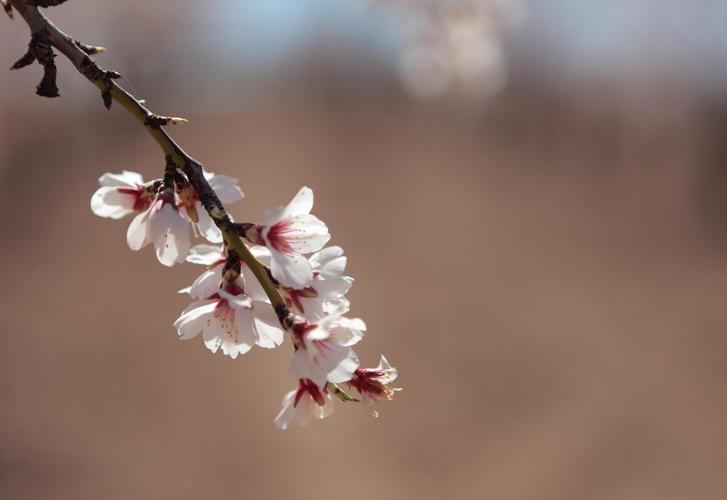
255,187 -> 330,289
90,170 -> 155,219
289,304 -> 365,389
174,266 -> 283,359
344,355 -> 401,416
181,244 -> 270,301
126,190 -> 192,267
279,246 -> 354,321
274,379 -> 335,430
178,171 -> 244,243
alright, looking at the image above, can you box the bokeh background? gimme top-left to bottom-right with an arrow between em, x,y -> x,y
2,1 -> 727,499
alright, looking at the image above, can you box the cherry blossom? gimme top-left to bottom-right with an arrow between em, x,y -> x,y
90,170 -> 156,219
344,355 -> 401,416
174,259 -> 284,357
248,187 -> 330,289
279,246 -> 354,321
178,172 -> 244,243
181,244 -> 270,301
126,189 -> 192,266
274,378 -> 335,430
289,304 -> 365,389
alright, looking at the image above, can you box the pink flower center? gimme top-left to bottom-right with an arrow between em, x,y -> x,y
294,379 -> 326,407
349,370 -> 386,398
265,221 -> 294,254
117,186 -> 152,212
212,300 -> 238,341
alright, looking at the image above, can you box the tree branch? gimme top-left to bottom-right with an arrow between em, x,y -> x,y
7,0 -> 292,325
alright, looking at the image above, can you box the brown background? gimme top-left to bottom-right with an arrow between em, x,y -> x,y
2,2 -> 727,499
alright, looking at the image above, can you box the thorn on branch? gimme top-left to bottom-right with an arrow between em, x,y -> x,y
78,56 -> 121,109
10,49 -> 35,70
12,31 -> 60,98
75,41 -> 105,56
101,70 -> 121,109
145,115 -> 189,128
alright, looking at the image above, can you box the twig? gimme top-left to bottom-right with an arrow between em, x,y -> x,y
7,0 -> 292,326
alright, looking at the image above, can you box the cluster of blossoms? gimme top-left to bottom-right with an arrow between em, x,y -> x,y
368,0 -> 525,100
91,169 -> 400,429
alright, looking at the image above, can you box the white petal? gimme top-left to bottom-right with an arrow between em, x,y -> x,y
310,246 -> 346,276
98,170 -> 144,187
250,245 -> 272,265
295,394 -> 315,426
147,202 -> 176,243
208,174 -> 245,204
319,393 -> 335,419
282,214 -> 330,254
186,244 -> 224,266
173,300 -> 217,340
327,348 -> 359,384
270,250 -> 314,289
196,204 -> 223,243
218,288 -> 253,310
126,209 -> 151,251
313,276 -> 353,301
154,213 -> 192,267
252,301 -> 284,348
282,186 -> 314,218
188,268 -> 222,299
90,187 -> 137,219
241,265 -> 269,303
274,390 -> 297,430
263,206 -> 286,226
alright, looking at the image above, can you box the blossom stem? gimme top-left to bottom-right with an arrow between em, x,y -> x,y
7,0 -> 290,323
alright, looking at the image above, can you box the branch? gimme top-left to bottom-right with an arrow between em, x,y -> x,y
7,0 -> 292,326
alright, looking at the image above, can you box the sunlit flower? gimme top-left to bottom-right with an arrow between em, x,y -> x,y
274,378 -> 335,430
279,246 -> 354,321
90,170 -> 156,219
289,304 -> 365,388
181,244 -> 270,301
177,171 -> 244,243
173,277 -> 283,358
126,190 -> 192,266
344,355 -> 401,416
250,187 -> 330,289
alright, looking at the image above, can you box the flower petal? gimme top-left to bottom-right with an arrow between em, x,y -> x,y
207,173 -> 245,204
282,186 -> 314,218
126,210 -> 151,251
186,244 -> 224,266
90,187 -> 137,219
274,390 -> 297,430
173,300 -> 217,340
270,250 -> 314,289
98,170 -> 144,187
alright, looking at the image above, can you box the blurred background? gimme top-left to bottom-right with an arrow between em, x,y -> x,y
2,1 -> 727,499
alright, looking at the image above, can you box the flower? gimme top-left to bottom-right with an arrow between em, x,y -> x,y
274,379 -> 335,430
181,244 -> 270,301
344,356 -> 401,416
253,187 -> 330,289
177,171 -> 244,243
174,261 -> 284,357
90,170 -> 156,219
289,304 -> 365,389
126,189 -> 192,267
279,246 -> 354,321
